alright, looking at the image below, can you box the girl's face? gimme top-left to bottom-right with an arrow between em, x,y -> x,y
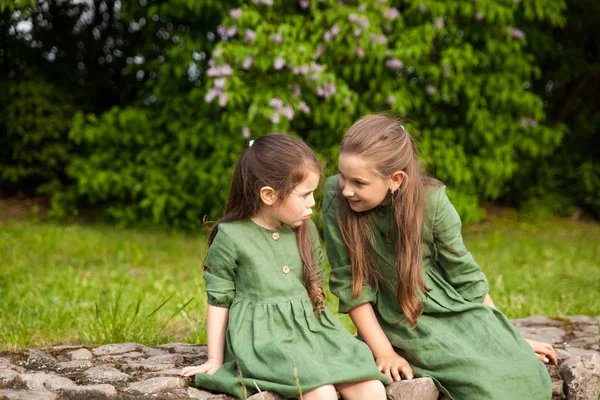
338,153 -> 392,212
270,169 -> 320,227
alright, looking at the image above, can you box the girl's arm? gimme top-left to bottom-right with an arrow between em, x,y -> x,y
349,303 -> 413,382
180,305 -> 229,376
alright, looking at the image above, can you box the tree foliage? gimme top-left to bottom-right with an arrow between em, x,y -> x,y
6,0 -> 596,227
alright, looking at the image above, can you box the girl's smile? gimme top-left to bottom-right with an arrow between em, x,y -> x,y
338,153 -> 393,212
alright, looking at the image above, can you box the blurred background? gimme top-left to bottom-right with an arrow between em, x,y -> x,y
1,0 -> 598,351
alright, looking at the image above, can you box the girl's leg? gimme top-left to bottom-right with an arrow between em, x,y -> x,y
336,379 -> 386,400
302,384 -> 338,400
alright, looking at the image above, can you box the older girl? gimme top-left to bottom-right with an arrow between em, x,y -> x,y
323,115 -> 555,399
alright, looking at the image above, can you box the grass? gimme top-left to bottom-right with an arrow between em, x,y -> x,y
1,210 -> 599,351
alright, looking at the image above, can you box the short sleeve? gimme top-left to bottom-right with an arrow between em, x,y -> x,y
323,176 -> 377,313
203,226 -> 237,308
431,187 -> 489,303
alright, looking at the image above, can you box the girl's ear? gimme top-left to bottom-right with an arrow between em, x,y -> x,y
390,171 -> 407,192
259,186 -> 277,205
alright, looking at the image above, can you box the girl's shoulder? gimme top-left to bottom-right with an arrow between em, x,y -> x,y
324,175 -> 339,192
212,220 -> 255,240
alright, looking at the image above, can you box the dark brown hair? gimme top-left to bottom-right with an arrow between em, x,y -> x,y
209,134 -> 325,314
336,114 -> 439,327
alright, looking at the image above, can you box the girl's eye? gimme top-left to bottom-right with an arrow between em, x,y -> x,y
354,181 -> 364,187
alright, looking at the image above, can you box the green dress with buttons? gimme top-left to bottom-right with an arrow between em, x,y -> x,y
323,175 -> 552,400
194,219 -> 391,399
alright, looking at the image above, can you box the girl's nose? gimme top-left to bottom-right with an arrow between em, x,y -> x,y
342,185 -> 353,198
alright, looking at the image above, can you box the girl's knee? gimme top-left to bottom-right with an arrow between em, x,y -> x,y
302,384 -> 338,400
337,379 -> 386,399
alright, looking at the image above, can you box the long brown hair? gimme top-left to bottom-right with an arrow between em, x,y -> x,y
336,114 -> 439,327
209,134 -> 325,314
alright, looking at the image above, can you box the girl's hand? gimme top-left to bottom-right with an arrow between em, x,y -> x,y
375,352 -> 413,382
179,358 -> 222,376
525,339 -> 558,365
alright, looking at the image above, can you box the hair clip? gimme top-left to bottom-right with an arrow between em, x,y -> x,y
401,125 -> 407,132
248,140 -> 255,147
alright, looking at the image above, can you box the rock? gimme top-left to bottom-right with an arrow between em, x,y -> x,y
247,391 -> 285,400
124,377 -> 187,395
60,384 -> 117,399
55,360 -> 94,372
517,327 -> 567,345
0,369 -> 19,388
83,365 -> 131,383
512,316 -> 564,328
385,378 -> 439,400
546,364 -> 564,398
566,316 -> 598,325
560,355 -> 600,400
0,389 -> 58,399
67,348 -> 93,361
92,343 -> 140,356
23,350 -> 57,369
16,372 -> 76,391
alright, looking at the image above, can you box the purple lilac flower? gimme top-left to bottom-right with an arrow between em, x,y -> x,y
229,8 -> 242,19
293,64 -> 310,75
520,117 -> 538,127
299,0 -> 309,9
207,64 -> 233,77
213,49 -> 223,58
310,62 -> 324,73
205,89 -> 218,103
418,3 -> 426,13
293,84 -> 302,98
435,17 -> 445,29
385,58 -> 404,69
269,112 -> 280,124
358,16 -> 369,28
281,105 -> 294,121
208,59 -> 216,68
242,56 -> 254,70
315,45 -> 327,58
330,24 -> 340,36
298,101 -> 310,113
355,46 -> 365,58
384,8 -> 400,20
269,98 -> 284,109
507,26 -> 525,40
245,29 -> 256,43
386,95 -> 396,105
348,13 -> 358,23
218,92 -> 228,107
214,78 -> 226,90
344,97 -> 351,106
475,12 -> 484,21
242,126 -> 251,139
324,31 -> 332,41
354,28 -> 363,37
274,57 -> 286,70
227,26 -> 238,37
217,25 -> 226,36
426,85 -> 437,96
272,33 -> 283,44
369,34 -> 388,44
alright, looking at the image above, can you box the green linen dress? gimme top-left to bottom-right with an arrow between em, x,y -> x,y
323,175 -> 552,400
195,219 -> 391,399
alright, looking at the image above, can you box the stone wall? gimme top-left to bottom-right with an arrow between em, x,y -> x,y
0,316 -> 598,400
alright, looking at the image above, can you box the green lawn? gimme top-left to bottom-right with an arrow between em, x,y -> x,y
1,211 -> 599,351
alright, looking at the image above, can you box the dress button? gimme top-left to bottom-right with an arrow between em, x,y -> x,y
272,232 -> 280,240
378,210 -> 385,217
282,266 -> 290,274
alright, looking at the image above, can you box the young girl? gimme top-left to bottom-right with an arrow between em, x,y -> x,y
323,115 -> 557,400
180,134 -> 390,400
